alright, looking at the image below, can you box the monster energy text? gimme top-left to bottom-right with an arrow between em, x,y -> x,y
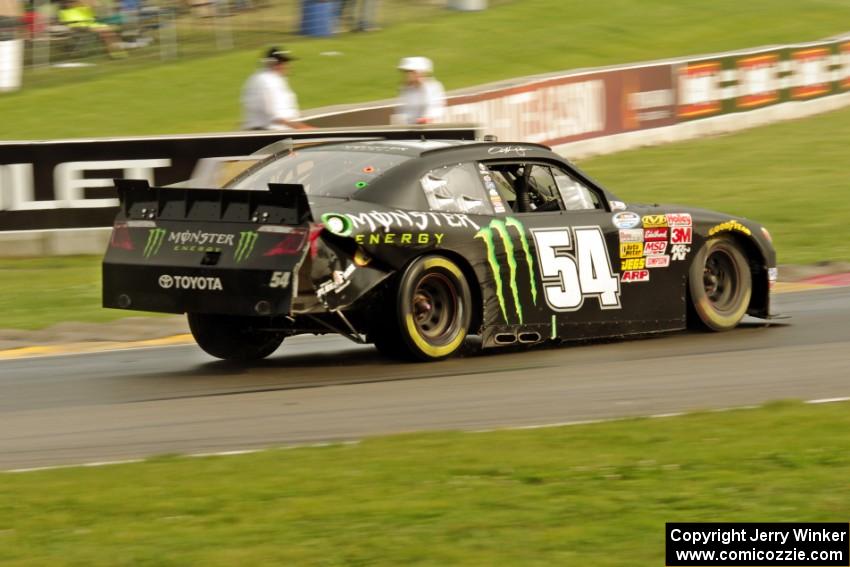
144,228 -> 239,257
475,217 -> 538,324
234,231 -> 259,262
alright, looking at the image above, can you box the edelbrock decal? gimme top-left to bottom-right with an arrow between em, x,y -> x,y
475,217 -> 538,324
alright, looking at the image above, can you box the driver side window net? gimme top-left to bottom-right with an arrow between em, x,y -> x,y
420,163 -> 494,215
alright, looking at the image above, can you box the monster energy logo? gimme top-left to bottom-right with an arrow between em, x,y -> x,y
234,231 -> 258,262
475,217 -> 538,324
144,228 -> 166,258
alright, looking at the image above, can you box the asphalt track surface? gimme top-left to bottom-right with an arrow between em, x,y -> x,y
1,287 -> 849,470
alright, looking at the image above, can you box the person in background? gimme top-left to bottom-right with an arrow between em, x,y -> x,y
394,56 -> 445,125
57,0 -> 125,58
241,46 -> 310,131
337,0 -> 379,32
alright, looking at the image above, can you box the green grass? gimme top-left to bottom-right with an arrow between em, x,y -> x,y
579,104 -> 850,265
0,256 -> 166,330
0,401 -> 847,565
4,0 -> 850,139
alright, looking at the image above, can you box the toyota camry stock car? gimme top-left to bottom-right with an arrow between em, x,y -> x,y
103,138 -> 778,361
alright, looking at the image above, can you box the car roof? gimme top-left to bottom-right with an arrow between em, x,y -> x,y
310,138 -> 552,158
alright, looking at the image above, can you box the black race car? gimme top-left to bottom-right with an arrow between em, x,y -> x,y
103,138 -> 778,361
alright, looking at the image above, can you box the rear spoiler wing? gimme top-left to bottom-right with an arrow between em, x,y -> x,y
113,179 -> 312,225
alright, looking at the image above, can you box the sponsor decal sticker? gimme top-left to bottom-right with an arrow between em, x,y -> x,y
670,226 -> 693,245
643,227 -> 668,241
144,228 -> 242,257
665,213 -> 692,227
355,232 -> 444,246
619,228 -> 644,243
612,211 -> 641,229
621,269 -> 650,283
610,200 -> 627,211
791,47 -> 832,99
671,244 -> 691,261
621,258 -> 646,271
476,217 -> 538,324
620,242 -> 644,259
708,220 -> 752,236
158,275 -> 223,291
234,231 -> 259,262
643,240 -> 667,255
642,214 -> 668,228
144,228 -> 167,258
736,54 -> 780,109
646,255 -> 670,268
768,267 -> 778,282
677,61 -> 722,118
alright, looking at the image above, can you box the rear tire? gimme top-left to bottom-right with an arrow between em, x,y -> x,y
688,236 -> 752,331
372,256 -> 471,361
187,313 -> 285,361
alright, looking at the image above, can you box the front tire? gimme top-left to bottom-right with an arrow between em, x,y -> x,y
688,236 -> 752,331
187,313 -> 285,361
372,256 -> 472,361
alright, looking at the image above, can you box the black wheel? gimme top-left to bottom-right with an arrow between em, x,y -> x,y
688,236 -> 752,331
187,313 -> 285,361
372,256 -> 472,361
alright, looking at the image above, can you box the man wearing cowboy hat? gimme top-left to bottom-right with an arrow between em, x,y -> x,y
241,46 -> 309,130
394,56 -> 446,125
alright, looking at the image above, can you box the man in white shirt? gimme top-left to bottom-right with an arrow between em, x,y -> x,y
394,56 -> 446,125
241,47 -> 309,130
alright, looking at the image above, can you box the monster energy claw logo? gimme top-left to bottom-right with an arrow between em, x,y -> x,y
475,217 -> 537,324
144,228 -> 166,258
234,231 -> 258,262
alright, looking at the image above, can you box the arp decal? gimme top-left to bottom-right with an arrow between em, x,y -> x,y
612,212 -> 641,229
670,226 -> 693,245
646,255 -> 670,268
642,215 -> 668,228
621,258 -> 646,271
619,228 -> 644,243
643,240 -> 667,256
620,242 -> 644,259
643,227 -> 668,241
621,269 -> 650,283
476,217 -> 538,324
708,220 -> 752,236
665,213 -> 692,227
530,226 -> 621,312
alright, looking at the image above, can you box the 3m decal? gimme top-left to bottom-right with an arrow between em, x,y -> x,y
643,240 -> 667,255
708,220 -> 752,236
621,258 -> 646,271
671,244 -> 691,261
665,213 -> 692,227
643,227 -> 667,241
619,228 -> 644,243
234,231 -> 258,262
646,255 -> 670,268
642,215 -> 668,228
144,228 -> 166,258
621,269 -> 649,283
476,218 -> 538,324
620,242 -> 644,259
612,212 -> 641,229
670,226 -> 693,245
530,226 -> 621,312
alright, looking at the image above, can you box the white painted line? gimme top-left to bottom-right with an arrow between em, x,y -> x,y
805,397 -> 850,405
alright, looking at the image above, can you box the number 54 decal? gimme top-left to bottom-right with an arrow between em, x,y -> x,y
530,227 -> 621,311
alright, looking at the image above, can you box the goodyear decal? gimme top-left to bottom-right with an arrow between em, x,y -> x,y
708,220 -> 752,236
475,217 -> 538,324
144,228 -> 166,258
234,231 -> 258,262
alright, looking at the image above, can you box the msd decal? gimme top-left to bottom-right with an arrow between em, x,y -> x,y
643,240 -> 668,255
671,226 -> 693,245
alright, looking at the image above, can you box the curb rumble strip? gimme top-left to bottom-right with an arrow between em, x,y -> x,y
2,399 -> 848,474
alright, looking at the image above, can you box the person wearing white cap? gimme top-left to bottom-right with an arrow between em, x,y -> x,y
394,56 -> 446,125
241,46 -> 310,131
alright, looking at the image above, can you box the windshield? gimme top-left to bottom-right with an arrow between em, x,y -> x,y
227,148 -> 411,197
